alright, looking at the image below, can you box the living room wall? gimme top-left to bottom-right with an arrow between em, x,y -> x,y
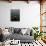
0,1 -> 40,28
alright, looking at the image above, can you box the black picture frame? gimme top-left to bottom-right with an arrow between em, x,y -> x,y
11,9 -> 20,21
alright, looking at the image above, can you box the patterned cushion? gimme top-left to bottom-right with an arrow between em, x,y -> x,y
14,28 -> 21,33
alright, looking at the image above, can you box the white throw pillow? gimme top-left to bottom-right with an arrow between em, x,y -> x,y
3,29 -> 10,36
21,28 -> 27,35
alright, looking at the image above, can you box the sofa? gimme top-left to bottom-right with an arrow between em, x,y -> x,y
2,27 -> 34,43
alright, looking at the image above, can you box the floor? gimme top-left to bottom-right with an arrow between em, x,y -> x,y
0,40 -> 46,46
16,40 -> 46,46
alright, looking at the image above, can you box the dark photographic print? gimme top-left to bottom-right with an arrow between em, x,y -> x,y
11,9 -> 20,21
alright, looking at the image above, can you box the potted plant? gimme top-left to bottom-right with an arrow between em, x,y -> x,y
32,27 -> 38,40
32,27 -> 43,40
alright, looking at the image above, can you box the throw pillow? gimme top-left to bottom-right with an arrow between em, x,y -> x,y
25,28 -> 30,35
14,28 -> 21,33
21,28 -> 27,35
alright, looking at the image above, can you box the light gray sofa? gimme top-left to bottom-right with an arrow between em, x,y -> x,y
3,27 -> 34,43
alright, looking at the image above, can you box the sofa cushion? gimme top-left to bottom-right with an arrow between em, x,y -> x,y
14,28 -> 21,33
8,33 -> 34,43
25,28 -> 30,35
8,27 -> 14,34
21,28 -> 27,35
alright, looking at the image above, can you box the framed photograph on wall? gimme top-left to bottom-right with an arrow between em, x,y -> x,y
11,9 -> 20,21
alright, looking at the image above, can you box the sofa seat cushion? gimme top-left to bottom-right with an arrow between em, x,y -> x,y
8,33 -> 34,43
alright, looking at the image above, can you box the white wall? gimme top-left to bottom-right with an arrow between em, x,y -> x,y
0,1 -> 40,28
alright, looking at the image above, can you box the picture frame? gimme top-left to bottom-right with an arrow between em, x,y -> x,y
11,9 -> 20,21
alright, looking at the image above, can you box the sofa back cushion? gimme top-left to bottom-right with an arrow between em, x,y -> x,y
8,27 -> 14,34
14,28 -> 21,33
24,28 -> 30,35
